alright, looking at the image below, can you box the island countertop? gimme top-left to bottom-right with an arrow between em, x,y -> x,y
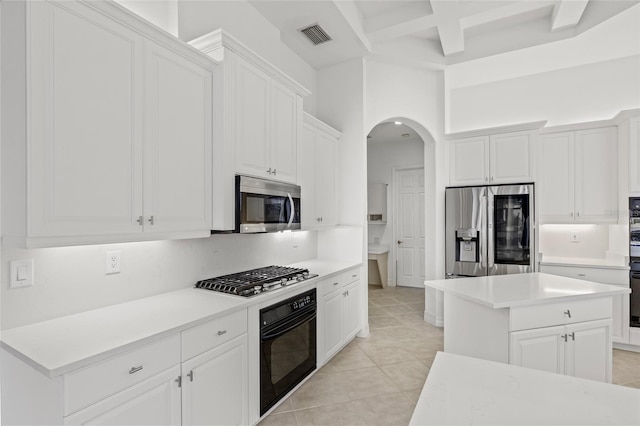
410,352 -> 640,426
424,272 -> 630,309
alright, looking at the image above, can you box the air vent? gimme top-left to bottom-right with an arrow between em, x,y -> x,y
299,23 -> 332,45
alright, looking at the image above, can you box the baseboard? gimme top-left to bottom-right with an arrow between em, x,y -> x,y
613,342 -> 640,353
424,310 -> 444,327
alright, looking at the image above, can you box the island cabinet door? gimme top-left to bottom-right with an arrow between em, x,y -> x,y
510,326 -> 566,375
565,319 -> 611,383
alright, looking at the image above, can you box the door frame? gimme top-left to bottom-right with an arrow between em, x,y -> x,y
391,164 -> 425,287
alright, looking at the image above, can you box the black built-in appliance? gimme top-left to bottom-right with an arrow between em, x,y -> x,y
260,289 -> 316,415
629,198 -> 640,327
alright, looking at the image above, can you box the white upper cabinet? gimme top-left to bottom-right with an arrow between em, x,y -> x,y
298,113 -> 341,228
626,116 -> 640,193
539,127 -> 617,224
189,30 -> 310,231
1,0 -> 215,247
448,128 -> 537,186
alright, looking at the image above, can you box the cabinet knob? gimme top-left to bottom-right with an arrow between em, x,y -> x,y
576,212 -> 580,217
217,330 -> 227,336
570,212 -> 573,217
564,309 -> 571,318
397,240 -> 403,245
333,282 -> 339,286
148,215 -> 155,225
485,177 -> 488,182
136,216 -> 143,225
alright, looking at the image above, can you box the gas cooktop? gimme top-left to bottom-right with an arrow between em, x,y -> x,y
195,265 -> 317,297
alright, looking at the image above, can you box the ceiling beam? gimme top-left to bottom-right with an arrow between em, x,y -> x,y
551,0 -> 589,31
332,0 -> 372,52
366,13 -> 438,43
430,0 -> 464,56
461,0 -> 555,30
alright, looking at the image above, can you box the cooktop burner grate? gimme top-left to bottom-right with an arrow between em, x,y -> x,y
195,266 -> 314,297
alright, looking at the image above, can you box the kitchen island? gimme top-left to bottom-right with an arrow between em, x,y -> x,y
410,351 -> 640,426
424,272 -> 631,382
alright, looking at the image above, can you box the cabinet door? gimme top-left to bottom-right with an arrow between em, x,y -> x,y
489,132 -> 533,184
182,335 -> 248,426
538,133 -> 575,223
565,319 -> 611,383
510,326 -> 566,375
298,124 -> 318,228
64,366 -> 181,426
270,81 -> 298,183
612,293 -> 630,344
628,117 -> 640,193
29,0 -> 144,237
574,127 -> 618,223
343,281 -> 361,342
235,57 -> 270,178
145,41 -> 213,233
322,290 -> 344,361
449,137 -> 488,186
318,132 -> 338,226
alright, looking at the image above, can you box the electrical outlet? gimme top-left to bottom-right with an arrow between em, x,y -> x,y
570,232 -> 580,243
105,251 -> 121,274
10,259 -> 34,288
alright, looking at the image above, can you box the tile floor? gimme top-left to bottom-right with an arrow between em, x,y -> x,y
260,285 -> 640,426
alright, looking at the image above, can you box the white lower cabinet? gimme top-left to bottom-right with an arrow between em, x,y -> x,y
64,366 -> 182,426
510,319 -> 611,382
540,264 -> 630,344
319,268 -> 362,364
181,335 -> 248,426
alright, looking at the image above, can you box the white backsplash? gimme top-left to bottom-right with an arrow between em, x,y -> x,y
539,224 -> 627,260
1,231 -> 317,330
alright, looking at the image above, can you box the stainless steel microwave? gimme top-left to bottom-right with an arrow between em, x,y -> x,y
235,175 -> 301,233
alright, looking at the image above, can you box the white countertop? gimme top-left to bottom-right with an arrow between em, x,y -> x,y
424,272 -> 630,309
0,259 -> 360,377
410,352 -> 640,426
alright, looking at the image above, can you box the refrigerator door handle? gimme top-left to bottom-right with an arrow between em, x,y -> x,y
481,193 -> 488,269
486,189 -> 495,270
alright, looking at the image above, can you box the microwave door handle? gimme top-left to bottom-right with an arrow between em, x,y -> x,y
287,193 -> 295,227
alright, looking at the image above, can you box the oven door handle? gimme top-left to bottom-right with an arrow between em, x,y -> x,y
261,309 -> 316,341
287,193 -> 295,228
631,273 -> 640,279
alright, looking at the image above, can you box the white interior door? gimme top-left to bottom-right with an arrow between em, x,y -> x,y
395,168 -> 425,287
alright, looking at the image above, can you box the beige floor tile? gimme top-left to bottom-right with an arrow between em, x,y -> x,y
380,360 -> 430,391
369,315 -> 405,329
271,398 -> 295,414
403,388 -> 423,403
621,380 -> 640,389
368,304 -> 388,316
360,343 -> 422,366
259,411 -> 298,426
288,371 -> 352,410
321,346 -> 375,373
340,366 -> 403,400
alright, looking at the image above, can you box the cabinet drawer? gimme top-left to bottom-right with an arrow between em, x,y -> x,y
181,309 -> 247,361
510,297 -> 612,331
64,334 -> 180,415
319,268 -> 360,297
540,265 -> 629,285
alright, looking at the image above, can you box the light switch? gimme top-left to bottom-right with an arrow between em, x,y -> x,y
10,259 -> 34,288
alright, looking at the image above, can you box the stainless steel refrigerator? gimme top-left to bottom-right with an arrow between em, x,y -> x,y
445,184 -> 535,278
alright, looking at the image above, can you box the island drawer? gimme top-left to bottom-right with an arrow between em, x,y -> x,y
510,297 -> 612,331
64,334 -> 180,415
181,308 -> 247,361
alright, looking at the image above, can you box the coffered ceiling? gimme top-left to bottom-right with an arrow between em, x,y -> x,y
248,0 -> 639,69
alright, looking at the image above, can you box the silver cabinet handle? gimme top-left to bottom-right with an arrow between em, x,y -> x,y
484,177 -> 488,182
333,282 -> 339,286
273,169 -> 277,175
561,334 -> 568,342
564,309 -> 571,318
136,216 -> 143,225
129,366 -> 143,374
217,330 -> 227,336
148,215 -> 154,225
352,274 -> 357,278
576,212 -> 580,217
578,274 -> 586,277
267,167 -> 272,175
187,370 -> 194,382
397,240 -> 403,245
569,332 -> 575,341
345,290 -> 349,296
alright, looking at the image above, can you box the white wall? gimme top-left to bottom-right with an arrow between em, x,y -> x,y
1,232 -> 317,330
446,4 -> 640,132
116,0 -> 179,36
176,0 -> 318,114
364,59 -> 447,281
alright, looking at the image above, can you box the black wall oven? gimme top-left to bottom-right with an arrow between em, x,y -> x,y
260,289 -> 316,415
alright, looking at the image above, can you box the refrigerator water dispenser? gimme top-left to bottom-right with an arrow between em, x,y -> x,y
455,229 -> 479,263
